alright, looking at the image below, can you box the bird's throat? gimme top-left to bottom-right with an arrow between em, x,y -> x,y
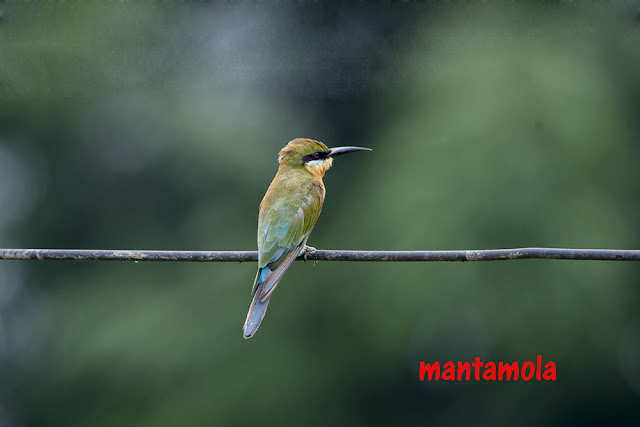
304,157 -> 333,178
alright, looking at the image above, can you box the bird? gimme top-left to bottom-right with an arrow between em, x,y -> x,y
243,138 -> 372,338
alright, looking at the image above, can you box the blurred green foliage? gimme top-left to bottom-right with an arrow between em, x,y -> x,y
0,2 -> 639,426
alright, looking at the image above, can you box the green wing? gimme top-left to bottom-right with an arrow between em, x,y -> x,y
254,181 -> 324,298
258,182 -> 324,267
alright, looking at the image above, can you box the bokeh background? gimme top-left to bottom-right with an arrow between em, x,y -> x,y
1,2 -> 640,426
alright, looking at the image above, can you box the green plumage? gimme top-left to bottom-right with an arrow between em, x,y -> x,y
258,169 -> 325,269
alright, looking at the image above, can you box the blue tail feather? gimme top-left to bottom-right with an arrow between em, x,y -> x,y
258,266 -> 270,284
243,290 -> 271,339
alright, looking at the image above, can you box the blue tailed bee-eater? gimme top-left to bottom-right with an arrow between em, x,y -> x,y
243,138 -> 371,338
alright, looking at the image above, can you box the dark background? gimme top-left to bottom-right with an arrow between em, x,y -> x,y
1,2 -> 639,426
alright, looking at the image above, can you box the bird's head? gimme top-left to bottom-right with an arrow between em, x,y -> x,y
278,138 -> 371,178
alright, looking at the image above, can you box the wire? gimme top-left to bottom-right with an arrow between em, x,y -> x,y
0,247 -> 639,262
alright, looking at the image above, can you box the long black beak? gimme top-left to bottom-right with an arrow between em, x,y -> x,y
327,146 -> 372,158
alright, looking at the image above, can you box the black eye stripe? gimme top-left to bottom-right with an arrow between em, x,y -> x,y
302,150 -> 327,164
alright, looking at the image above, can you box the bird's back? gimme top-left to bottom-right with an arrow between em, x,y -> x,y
258,167 -> 325,268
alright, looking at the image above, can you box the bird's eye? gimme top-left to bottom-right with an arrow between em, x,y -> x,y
312,151 -> 320,159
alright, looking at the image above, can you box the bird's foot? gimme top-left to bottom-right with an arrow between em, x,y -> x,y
303,245 -> 317,263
